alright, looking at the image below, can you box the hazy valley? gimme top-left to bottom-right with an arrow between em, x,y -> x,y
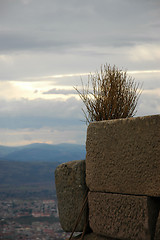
0,143 -> 86,199
0,143 -> 85,239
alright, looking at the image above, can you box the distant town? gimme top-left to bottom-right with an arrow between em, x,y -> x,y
0,143 -> 85,239
0,198 -> 71,239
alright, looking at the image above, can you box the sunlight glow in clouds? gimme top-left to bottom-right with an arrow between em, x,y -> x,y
0,70 -> 159,101
22,72 -> 89,81
0,127 -> 84,146
143,88 -> 160,97
21,69 -> 160,81
11,81 -> 80,100
128,70 -> 160,74
129,44 -> 160,62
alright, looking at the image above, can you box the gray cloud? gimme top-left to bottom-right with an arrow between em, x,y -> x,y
0,0 -> 159,146
0,0 -> 159,82
0,30 -> 74,53
0,0 -> 160,54
0,97 -> 84,129
43,88 -> 77,95
137,92 -> 160,117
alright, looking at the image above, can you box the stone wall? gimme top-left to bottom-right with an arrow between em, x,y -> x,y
55,114 -> 160,240
55,160 -> 87,232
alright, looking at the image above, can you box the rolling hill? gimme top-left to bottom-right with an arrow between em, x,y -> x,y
0,143 -> 86,199
0,143 -> 86,162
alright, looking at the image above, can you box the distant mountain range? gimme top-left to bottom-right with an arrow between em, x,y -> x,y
0,143 -> 86,199
0,143 -> 86,163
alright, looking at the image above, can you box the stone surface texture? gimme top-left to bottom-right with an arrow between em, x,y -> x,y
66,233 -> 118,240
86,115 -> 160,196
88,192 -> 159,240
154,201 -> 160,240
55,160 -> 87,232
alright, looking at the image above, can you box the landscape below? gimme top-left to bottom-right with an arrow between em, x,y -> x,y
0,143 -> 85,239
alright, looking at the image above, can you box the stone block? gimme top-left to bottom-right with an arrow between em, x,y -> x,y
88,192 -> 159,240
86,115 -> 160,196
155,215 -> 160,240
55,160 -> 87,232
67,233 -> 118,240
154,200 -> 160,240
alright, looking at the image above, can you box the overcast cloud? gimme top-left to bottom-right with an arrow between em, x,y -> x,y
0,0 -> 160,146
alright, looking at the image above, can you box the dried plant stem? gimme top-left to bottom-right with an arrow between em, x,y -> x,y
74,64 -> 142,124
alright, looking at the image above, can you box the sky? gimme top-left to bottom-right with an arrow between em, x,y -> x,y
0,0 -> 160,146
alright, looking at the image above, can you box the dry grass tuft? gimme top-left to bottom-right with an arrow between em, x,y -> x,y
74,64 -> 142,124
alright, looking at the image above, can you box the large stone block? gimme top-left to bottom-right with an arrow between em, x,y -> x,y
67,233 -> 118,240
86,115 -> 160,196
154,200 -> 160,240
55,160 -> 87,232
88,192 -> 159,240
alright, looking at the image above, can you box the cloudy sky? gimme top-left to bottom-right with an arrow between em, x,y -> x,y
0,0 -> 160,146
